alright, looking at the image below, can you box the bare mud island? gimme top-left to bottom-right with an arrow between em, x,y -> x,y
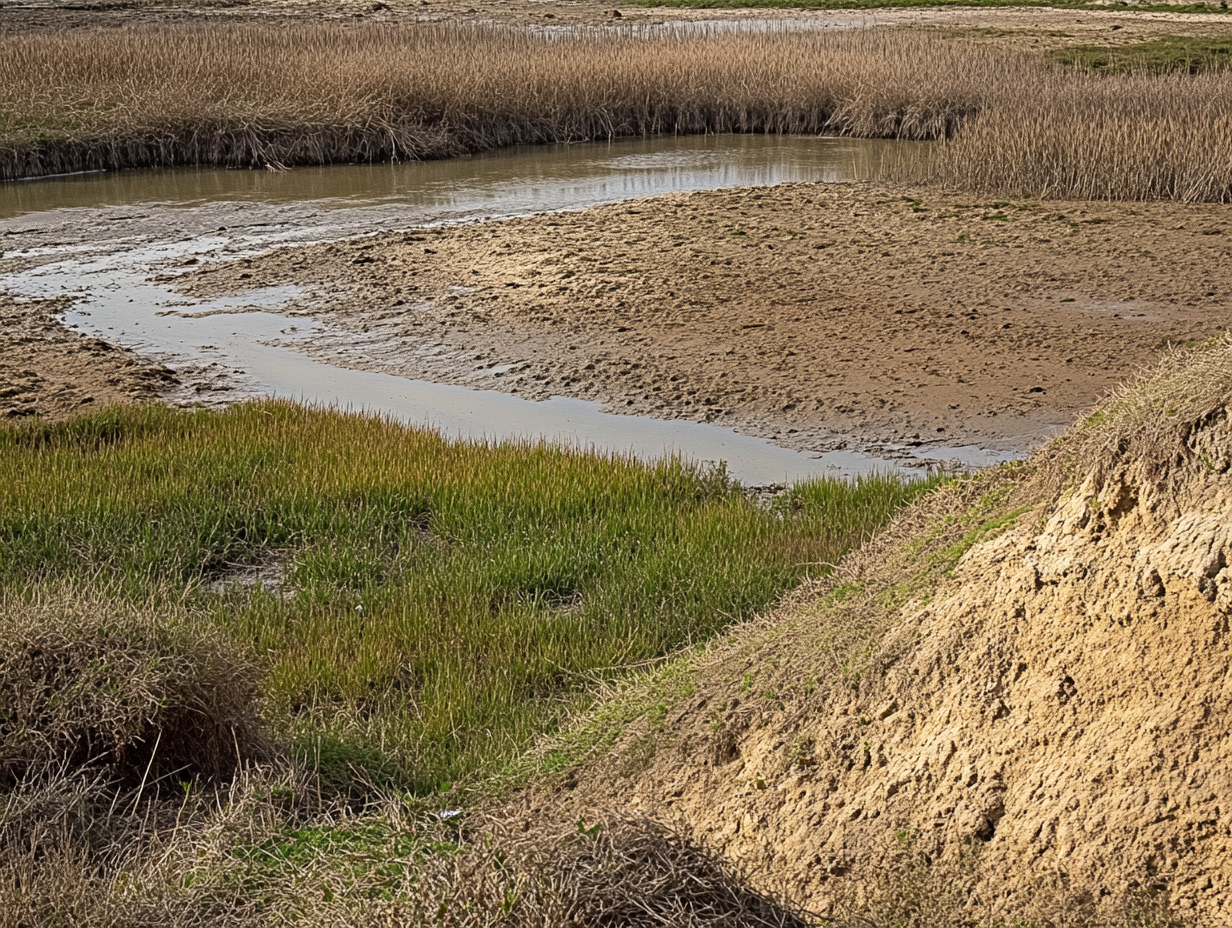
4,2 -> 1232,926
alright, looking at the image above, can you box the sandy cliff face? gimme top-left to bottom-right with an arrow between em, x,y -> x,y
534,351 -> 1232,923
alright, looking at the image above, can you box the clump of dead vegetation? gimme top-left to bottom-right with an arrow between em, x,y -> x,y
1042,332 -> 1232,487
451,813 -> 812,927
0,591 -> 270,788
929,68 -> 1232,202
1,761 -> 808,925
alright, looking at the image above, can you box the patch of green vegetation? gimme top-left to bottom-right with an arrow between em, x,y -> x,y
0,401 -> 936,795
228,821 -> 456,900
826,582 -> 864,603
822,474 -> 1037,683
891,482 -> 1018,581
1083,409 -> 1112,429
181,809 -> 469,917
1051,35 -> 1232,73
933,504 -> 1032,577
635,0 -> 1225,13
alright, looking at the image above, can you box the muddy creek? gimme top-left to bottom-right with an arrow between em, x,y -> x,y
1,134 -> 1012,484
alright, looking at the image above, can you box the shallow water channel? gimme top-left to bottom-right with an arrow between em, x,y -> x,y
1,134 -> 1013,485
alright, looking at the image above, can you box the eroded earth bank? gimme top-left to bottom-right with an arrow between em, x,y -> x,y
502,337 -> 1232,925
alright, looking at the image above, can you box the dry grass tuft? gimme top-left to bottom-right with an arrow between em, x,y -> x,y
0,591 -> 270,788
1031,333 -> 1232,499
0,768 -> 807,927
450,813 -> 812,927
0,763 -> 320,928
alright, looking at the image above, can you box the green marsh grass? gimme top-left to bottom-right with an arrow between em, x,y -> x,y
1051,35 -> 1232,72
0,401 -> 936,792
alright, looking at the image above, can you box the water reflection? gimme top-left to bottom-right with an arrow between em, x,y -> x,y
1,135 -> 920,220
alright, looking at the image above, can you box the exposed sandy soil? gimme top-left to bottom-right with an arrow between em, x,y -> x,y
3,0 -> 1231,49
505,348 -> 1232,922
0,296 -> 179,422
171,183 -> 1232,455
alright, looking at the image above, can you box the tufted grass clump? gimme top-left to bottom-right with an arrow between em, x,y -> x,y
0,591 -> 270,789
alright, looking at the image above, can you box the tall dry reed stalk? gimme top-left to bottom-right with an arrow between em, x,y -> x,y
0,22 -> 1018,179
922,69 -> 1232,202
3,22 -> 1229,200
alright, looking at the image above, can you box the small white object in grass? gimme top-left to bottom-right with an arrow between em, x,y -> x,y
356,604 -> 364,613
438,810 -> 462,820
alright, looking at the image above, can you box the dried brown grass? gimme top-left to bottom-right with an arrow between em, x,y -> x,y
1030,333 -> 1232,503
451,813 -> 812,927
0,767 -> 810,927
0,763 -> 320,928
4,21 -> 1229,201
925,69 -> 1232,202
0,22 -> 1017,179
2,771 -> 1188,928
0,591 -> 270,787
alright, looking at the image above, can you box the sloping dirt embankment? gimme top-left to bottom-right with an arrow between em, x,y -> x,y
514,337 -> 1232,923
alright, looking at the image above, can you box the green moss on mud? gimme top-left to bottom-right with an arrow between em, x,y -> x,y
1052,35 -> 1232,73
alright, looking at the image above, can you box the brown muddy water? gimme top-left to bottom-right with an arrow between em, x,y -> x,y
0,135 -> 1005,484
1,134 -> 918,219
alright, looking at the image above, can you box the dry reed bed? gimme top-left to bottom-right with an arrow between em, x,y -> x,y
930,69 -> 1232,202
3,21 -> 1230,200
0,23 -> 1016,179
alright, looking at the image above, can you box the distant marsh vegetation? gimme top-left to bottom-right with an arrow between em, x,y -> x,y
0,24 -> 1004,180
2,21 -> 1230,200
1051,34 -> 1232,73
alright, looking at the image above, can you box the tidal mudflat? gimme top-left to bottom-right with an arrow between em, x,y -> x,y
172,182 -> 1232,456
4,2 -> 1232,924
